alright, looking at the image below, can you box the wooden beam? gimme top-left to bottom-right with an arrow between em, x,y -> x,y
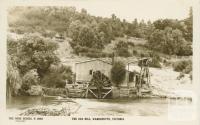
86,83 -> 89,98
85,88 -> 89,98
88,89 -> 98,98
102,88 -> 112,99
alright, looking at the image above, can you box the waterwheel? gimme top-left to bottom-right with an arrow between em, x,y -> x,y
89,71 -> 112,99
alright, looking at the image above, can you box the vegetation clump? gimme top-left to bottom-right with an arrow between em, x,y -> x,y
7,34 -> 72,96
115,41 -> 131,57
111,61 -> 126,86
173,60 -> 192,74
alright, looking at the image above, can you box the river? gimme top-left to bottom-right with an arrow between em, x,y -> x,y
6,96 -> 191,116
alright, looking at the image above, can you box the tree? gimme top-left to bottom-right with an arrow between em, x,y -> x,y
7,55 -> 22,97
184,7 -> 193,42
147,29 -> 165,52
111,61 -> 126,86
145,20 -> 155,39
9,34 -> 59,77
147,27 -> 192,56
78,24 -> 96,47
98,21 -> 114,44
68,20 -> 82,43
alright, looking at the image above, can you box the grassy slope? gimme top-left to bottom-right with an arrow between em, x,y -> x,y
103,37 -> 147,54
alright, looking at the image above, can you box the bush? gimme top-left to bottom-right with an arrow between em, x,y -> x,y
190,72 -> 192,80
127,41 -> 135,47
139,52 -> 149,58
115,41 -> 131,57
132,50 -> 138,55
117,49 -> 131,57
173,60 -> 192,74
74,45 -> 89,54
73,45 -> 111,58
41,64 -> 72,88
111,61 -> 126,86
149,59 -> 162,68
137,51 -> 161,68
84,52 -> 100,58
20,69 -> 39,95
149,56 -> 162,68
162,59 -> 171,67
177,72 -> 185,80
73,45 -> 108,58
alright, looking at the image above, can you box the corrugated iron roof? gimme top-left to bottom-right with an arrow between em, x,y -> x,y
75,58 -> 112,65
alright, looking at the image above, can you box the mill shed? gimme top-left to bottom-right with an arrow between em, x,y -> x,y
75,59 -> 112,83
66,58 -> 151,98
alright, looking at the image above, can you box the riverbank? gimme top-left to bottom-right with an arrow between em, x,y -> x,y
149,67 -> 193,99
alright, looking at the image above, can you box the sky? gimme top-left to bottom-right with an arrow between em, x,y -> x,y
62,0 -> 193,22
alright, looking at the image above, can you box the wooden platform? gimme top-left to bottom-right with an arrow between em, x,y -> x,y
66,83 -> 152,99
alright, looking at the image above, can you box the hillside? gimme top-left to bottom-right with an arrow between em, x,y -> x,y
8,7 -> 192,58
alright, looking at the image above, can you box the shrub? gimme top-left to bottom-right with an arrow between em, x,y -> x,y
139,52 -> 149,58
137,51 -> 161,68
184,61 -> 192,74
74,45 -> 89,54
162,59 -> 171,67
84,52 -> 100,58
41,64 -> 72,88
117,49 -> 131,57
177,72 -> 185,80
149,59 -> 162,68
111,61 -> 126,86
20,69 -> 39,95
22,69 -> 39,86
127,41 -> 135,47
149,57 -> 162,68
115,41 -> 131,57
189,72 -> 192,80
173,60 -> 192,73
73,45 -> 108,58
132,50 -> 138,55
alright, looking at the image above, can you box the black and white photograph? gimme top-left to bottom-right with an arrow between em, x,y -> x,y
1,0 -> 199,125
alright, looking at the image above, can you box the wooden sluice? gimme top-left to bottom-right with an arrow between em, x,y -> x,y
68,88 -> 86,98
66,83 -> 112,99
85,86 -> 112,99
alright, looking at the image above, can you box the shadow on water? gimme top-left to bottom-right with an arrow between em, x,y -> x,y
7,96 -> 63,110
